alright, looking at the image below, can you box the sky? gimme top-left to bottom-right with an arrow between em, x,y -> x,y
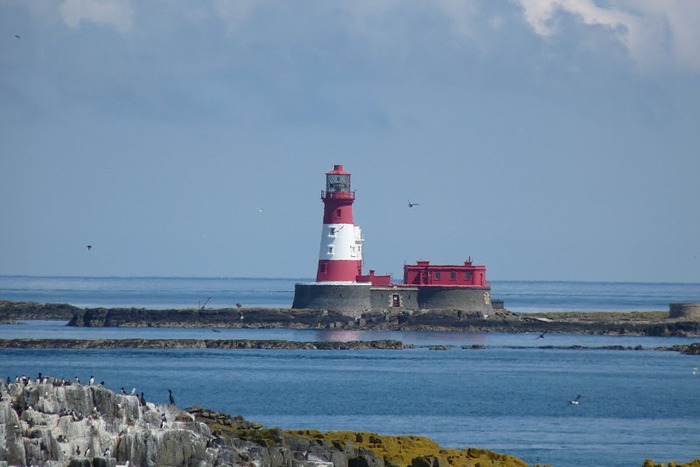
1,0 -> 699,283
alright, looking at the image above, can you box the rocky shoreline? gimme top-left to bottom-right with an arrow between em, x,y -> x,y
2,300 -> 700,337
0,338 -> 698,355
0,338 -> 408,350
0,376 -> 532,466
2,376 -> 698,467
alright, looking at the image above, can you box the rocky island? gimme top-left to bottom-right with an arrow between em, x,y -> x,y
2,300 -> 700,337
0,376 -> 532,466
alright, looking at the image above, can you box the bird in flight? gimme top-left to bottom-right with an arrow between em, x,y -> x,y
569,394 -> 581,405
14,35 -> 21,39
408,200 -> 420,208
86,245 -> 92,251
537,332 -> 546,339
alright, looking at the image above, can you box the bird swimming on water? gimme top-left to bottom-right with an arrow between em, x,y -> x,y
569,394 -> 581,405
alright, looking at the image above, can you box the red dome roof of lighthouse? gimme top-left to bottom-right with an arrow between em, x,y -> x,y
327,164 -> 350,175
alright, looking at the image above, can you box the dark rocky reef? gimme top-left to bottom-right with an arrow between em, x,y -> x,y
3,339 -> 700,355
0,338 -> 409,350
0,377 -> 530,466
0,301 -> 80,323
654,342 -> 700,355
66,306 -> 700,337
2,301 -> 700,337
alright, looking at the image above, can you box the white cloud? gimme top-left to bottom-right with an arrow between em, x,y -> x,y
515,0 -> 700,72
59,0 -> 134,33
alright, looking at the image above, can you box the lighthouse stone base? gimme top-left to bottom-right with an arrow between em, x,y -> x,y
292,283 -> 371,317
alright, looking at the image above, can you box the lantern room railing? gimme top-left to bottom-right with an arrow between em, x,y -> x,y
321,190 -> 356,200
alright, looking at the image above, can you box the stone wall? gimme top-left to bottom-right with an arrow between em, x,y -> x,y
292,283 -> 371,316
669,303 -> 700,320
369,287 -> 419,311
417,286 -> 493,313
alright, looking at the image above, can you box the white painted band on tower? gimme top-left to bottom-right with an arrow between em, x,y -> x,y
318,224 -> 363,261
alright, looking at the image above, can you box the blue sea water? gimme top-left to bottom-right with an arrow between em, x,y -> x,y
2,275 -> 700,312
1,276 -> 700,466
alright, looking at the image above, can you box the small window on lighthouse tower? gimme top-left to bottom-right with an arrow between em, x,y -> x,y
328,245 -> 334,255
336,209 -> 341,218
329,227 -> 336,236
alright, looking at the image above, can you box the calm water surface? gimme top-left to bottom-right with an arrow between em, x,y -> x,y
1,344 -> 699,467
2,277 -> 700,466
2,275 -> 700,312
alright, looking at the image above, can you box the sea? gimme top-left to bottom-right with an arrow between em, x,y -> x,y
1,276 -> 700,467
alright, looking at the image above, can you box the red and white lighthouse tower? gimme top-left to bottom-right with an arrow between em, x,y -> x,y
316,164 -> 364,282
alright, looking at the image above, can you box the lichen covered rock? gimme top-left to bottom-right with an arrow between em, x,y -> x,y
1,377 -> 539,467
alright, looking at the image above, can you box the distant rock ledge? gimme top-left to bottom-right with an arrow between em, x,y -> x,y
0,338 -> 409,350
0,339 -> 699,355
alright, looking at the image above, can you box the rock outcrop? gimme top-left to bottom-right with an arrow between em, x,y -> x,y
0,301 -> 80,323
4,301 -> 700,336
0,339 -> 409,350
0,377 -> 530,467
0,377 -> 216,466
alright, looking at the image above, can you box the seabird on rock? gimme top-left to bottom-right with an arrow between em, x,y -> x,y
75,376 -> 81,384
130,387 -> 136,396
120,387 -> 126,394
89,375 -> 94,386
139,392 -> 146,406
168,389 -> 175,405
569,394 -> 582,405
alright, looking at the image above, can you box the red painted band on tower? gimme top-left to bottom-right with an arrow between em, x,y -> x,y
322,198 -> 355,224
316,259 -> 363,282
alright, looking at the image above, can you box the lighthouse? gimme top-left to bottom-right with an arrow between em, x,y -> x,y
316,164 -> 364,282
292,164 -> 371,314
292,163 -> 496,316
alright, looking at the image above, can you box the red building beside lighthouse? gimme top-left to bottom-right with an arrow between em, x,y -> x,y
293,164 -> 496,315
